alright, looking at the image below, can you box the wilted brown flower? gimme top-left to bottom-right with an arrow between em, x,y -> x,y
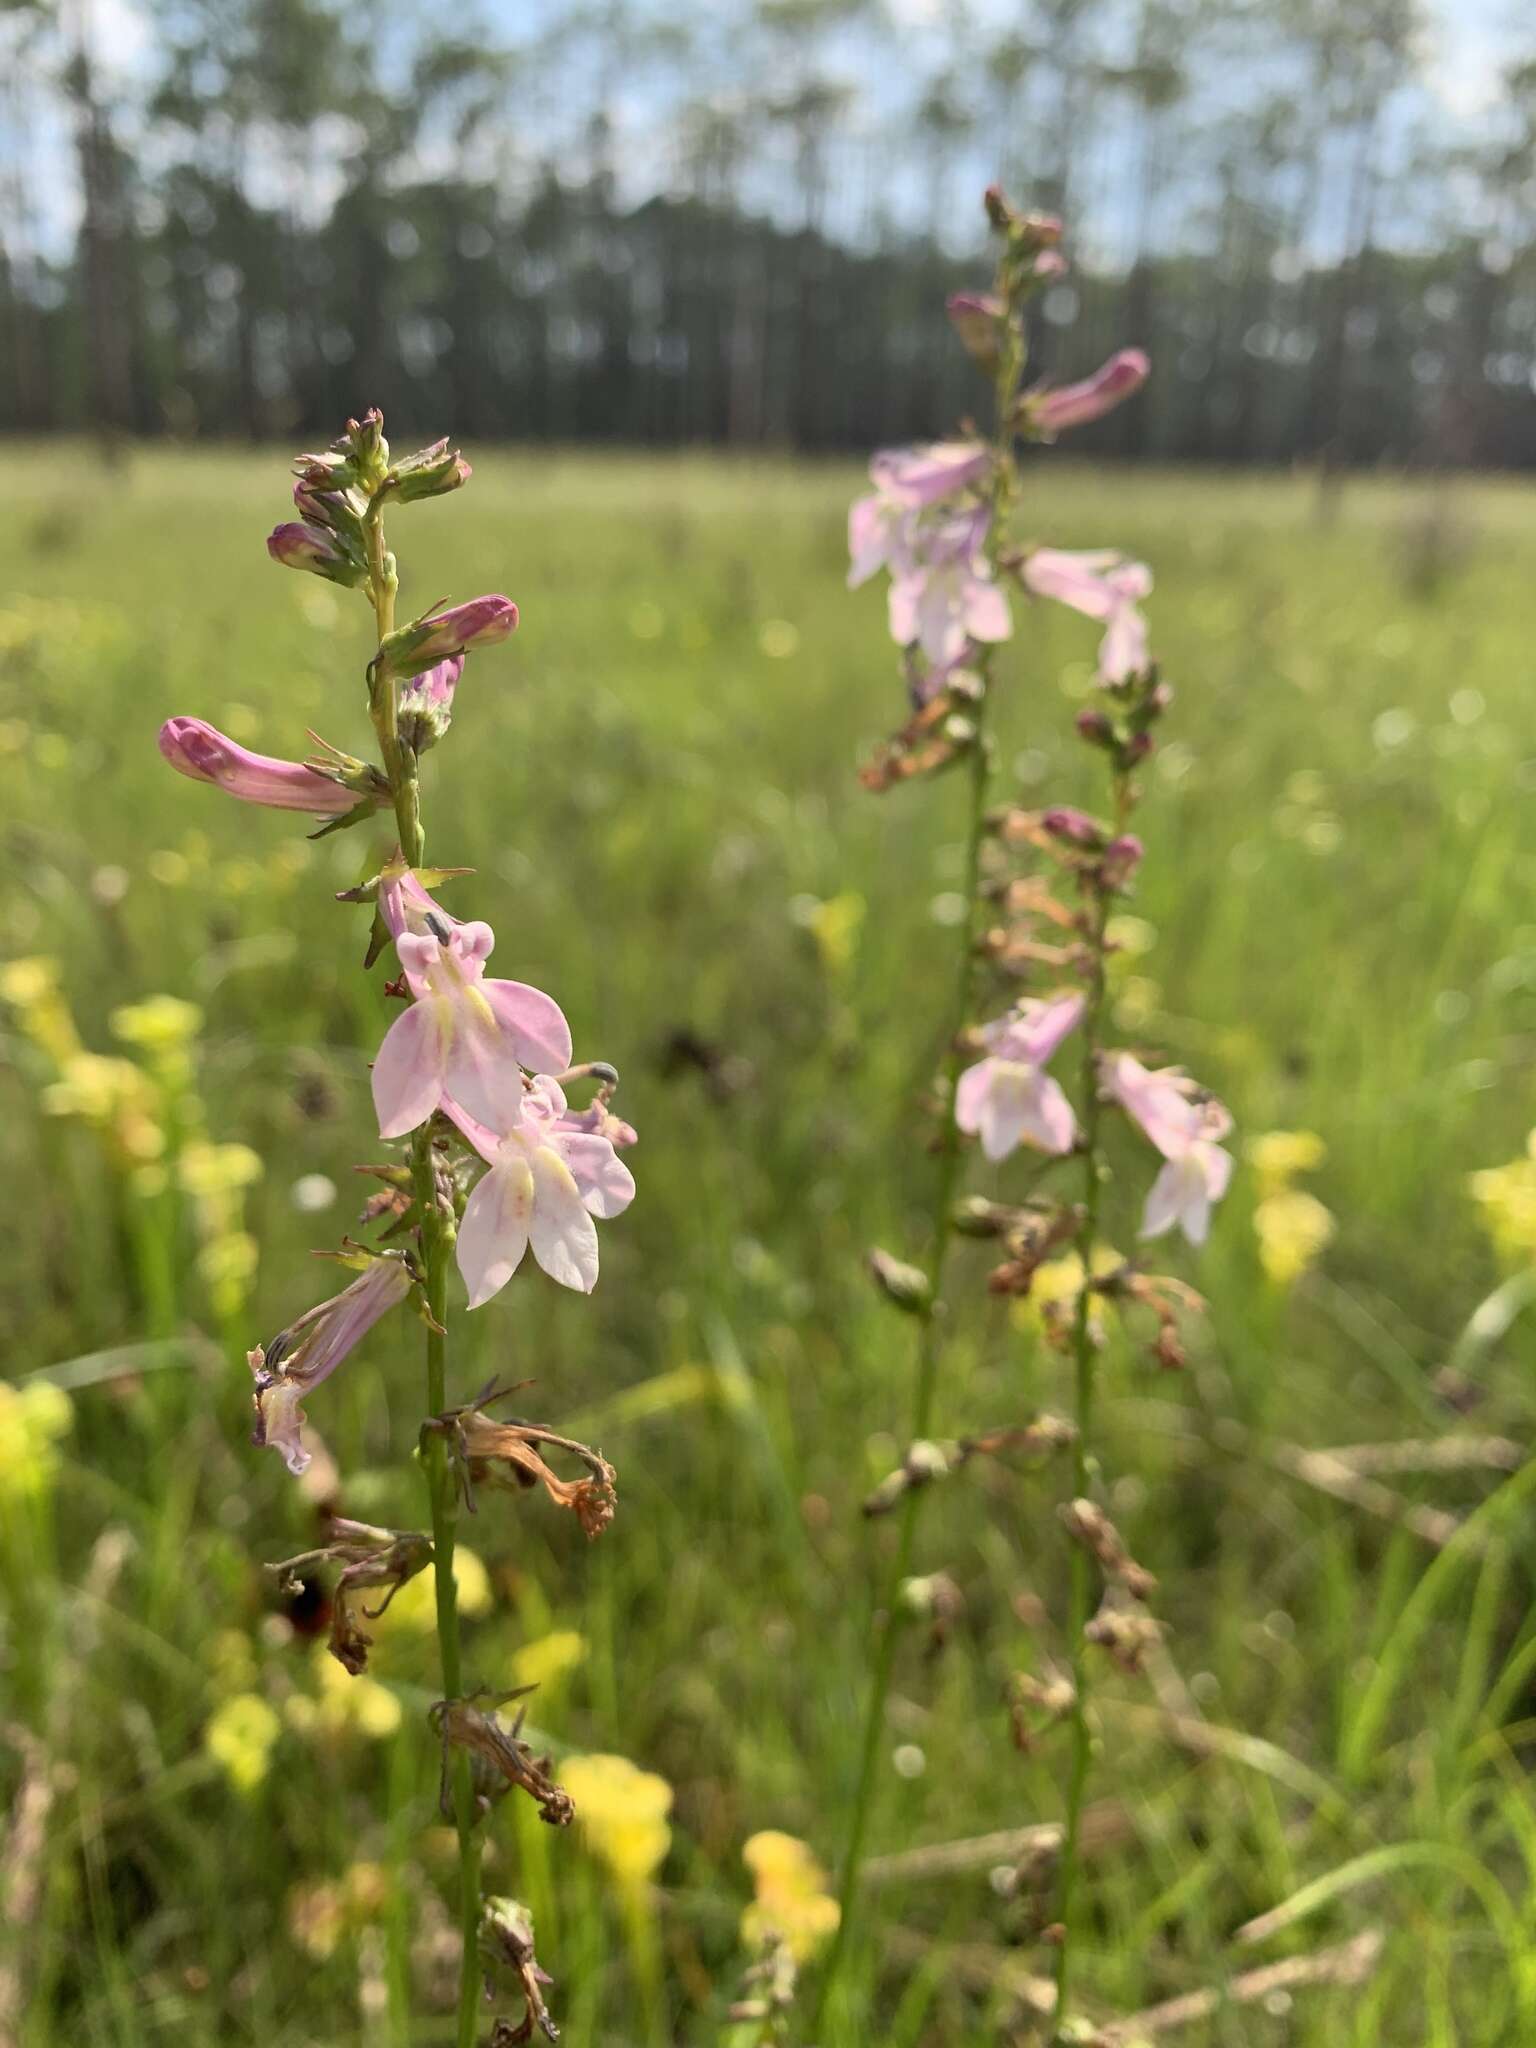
1057,1498 -> 1157,1600
424,1385 -> 616,1537
429,1690 -> 574,1828
267,1517 -> 434,1674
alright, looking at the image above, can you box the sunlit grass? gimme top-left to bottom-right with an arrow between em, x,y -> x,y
4,447 -> 1536,2043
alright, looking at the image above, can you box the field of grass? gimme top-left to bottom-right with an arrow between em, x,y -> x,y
4,444 -> 1536,2046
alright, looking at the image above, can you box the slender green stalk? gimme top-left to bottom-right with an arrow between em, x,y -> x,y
1051,771 -> 1129,2040
813,727 -> 992,2031
364,497 -> 483,2048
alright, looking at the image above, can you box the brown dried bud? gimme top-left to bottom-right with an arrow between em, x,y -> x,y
430,1691 -> 574,1827
1084,1599 -> 1164,1674
425,1388 -> 616,1535
267,1518 -> 433,1675
1058,1498 -> 1157,1600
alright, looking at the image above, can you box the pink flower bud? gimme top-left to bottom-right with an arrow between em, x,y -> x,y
1042,806 -> 1106,849
1102,834 -> 1143,886
266,520 -> 367,588
378,596 -> 518,681
158,717 -> 362,815
1025,349 -> 1150,437
390,436 -> 473,503
1034,250 -> 1069,281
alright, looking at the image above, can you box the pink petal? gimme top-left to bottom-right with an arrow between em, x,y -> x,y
528,1146 -> 600,1292
372,1000 -> 450,1139
457,1153 -> 535,1308
1141,1156 -> 1198,1241
963,578 -> 1012,645
888,575 -> 921,647
954,1059 -> 996,1137
1018,993 -> 1085,1067
482,979 -> 573,1078
848,495 -> 889,587
559,1133 -> 636,1219
444,997 -> 538,1132
1016,1073 -> 1078,1156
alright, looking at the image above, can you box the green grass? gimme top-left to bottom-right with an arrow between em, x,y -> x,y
4,445 -> 1536,2045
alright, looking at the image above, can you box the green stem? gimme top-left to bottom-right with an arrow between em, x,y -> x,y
365,495 -> 483,2048
813,722 -> 992,2033
1050,775 -> 1127,2041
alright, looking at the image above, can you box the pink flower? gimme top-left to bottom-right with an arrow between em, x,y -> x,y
869,440 -> 990,509
955,993 -> 1084,1160
249,1255 -> 413,1474
266,521 -> 366,587
889,508 -> 1011,665
1101,1051 -> 1233,1245
848,492 -> 918,589
947,292 -> 1006,368
397,654 -> 464,751
1025,349 -> 1150,437
371,897 -> 572,1140
447,1080 -> 636,1304
1021,547 -> 1152,682
380,596 -> 518,682
158,717 -> 361,815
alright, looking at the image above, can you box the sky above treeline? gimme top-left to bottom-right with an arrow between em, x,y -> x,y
4,0 -> 1525,265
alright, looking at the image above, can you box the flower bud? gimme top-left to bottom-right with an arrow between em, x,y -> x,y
158,717 -> 373,816
389,437 -> 473,503
1101,835 -> 1143,887
1041,806 -> 1107,850
397,655 -> 465,753
1075,708 -> 1114,749
378,596 -> 518,682
867,1247 -> 932,1316
1022,349 -> 1150,439
266,521 -> 368,588
946,291 -> 1007,371
951,1195 -> 1014,1239
345,407 -> 390,486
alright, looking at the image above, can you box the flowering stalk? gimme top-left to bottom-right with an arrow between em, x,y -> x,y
814,200 -> 1057,2029
160,409 -> 634,2044
822,190 -> 1228,2042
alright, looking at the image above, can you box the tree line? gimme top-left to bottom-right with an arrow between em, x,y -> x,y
3,0 -> 1535,467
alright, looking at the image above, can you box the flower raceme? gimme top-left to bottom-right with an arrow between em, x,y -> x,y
249,1254 -> 414,1474
446,1079 -> 636,1303
1020,548 -> 1153,683
1100,1051 -> 1233,1245
955,993 -> 1084,1160
158,717 -> 365,816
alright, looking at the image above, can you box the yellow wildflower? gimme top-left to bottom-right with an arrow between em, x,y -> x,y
205,1692 -> 281,1794
1469,1135 -> 1536,1263
285,1645 -> 401,1742
560,1753 -> 672,1891
110,995 -> 204,1055
1253,1189 -> 1335,1287
512,1629 -> 587,1692
740,1831 -> 840,1961
0,956 -> 81,1066
1247,1128 -> 1327,1196
0,1380 -> 73,1502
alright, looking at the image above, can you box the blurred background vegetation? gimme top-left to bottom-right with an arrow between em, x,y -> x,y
2,0 -> 1536,465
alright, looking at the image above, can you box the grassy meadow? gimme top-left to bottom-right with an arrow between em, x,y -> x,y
5,444 -> 1536,2046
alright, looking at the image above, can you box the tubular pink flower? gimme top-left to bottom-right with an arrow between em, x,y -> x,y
1026,349 -> 1150,437
1021,547 -> 1153,682
249,1255 -> 413,1474
869,440 -> 990,509
1100,1051 -> 1233,1246
848,491 -> 918,589
266,520 -> 366,587
447,1080 -> 636,1305
888,508 -> 1011,666
158,717 -> 358,815
955,993 -> 1084,1161
398,654 -> 465,750
380,596 -> 518,681
947,292 -> 1007,369
371,906 -> 573,1140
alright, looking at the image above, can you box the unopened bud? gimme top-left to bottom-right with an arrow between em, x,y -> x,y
397,654 -> 464,753
266,521 -> 368,588
1022,349 -> 1150,440
867,1247 -> 932,1315
378,596 -> 518,682
389,436 -> 473,504
1101,835 -> 1143,888
1041,806 -> 1107,850
951,1195 -> 1014,1238
1075,708 -> 1114,749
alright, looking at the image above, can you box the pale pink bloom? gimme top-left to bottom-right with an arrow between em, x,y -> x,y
371,904 -> 572,1140
249,1255 -> 413,1475
158,717 -> 358,815
1033,250 -> 1069,281
447,1080 -> 636,1304
1021,547 -> 1153,682
1101,1051 -> 1233,1246
946,292 -> 1006,368
1026,349 -> 1150,437
955,993 -> 1084,1161
397,654 -> 465,750
848,491 -> 918,589
869,440 -> 990,509
888,506 -> 1010,665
